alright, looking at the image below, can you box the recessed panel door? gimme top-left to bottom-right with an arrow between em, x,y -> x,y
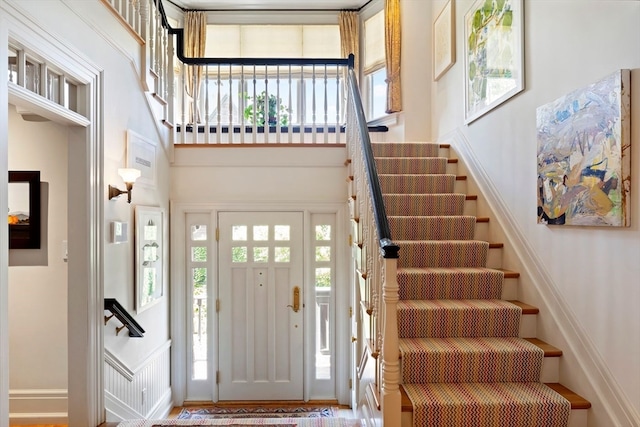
218,212 -> 304,400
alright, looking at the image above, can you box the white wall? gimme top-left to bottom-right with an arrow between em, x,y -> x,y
2,0 -> 173,422
415,1 -> 640,425
7,105 -> 69,422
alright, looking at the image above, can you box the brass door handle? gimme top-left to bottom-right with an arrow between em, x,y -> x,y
287,286 -> 300,312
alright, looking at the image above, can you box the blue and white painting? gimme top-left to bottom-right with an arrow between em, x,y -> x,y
536,70 -> 631,226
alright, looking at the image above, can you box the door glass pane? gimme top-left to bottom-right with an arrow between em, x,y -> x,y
232,246 -> 247,262
315,246 -> 331,262
253,225 -> 269,240
315,224 -> 331,240
232,225 -> 247,241
192,225 -> 207,241
312,217 -> 334,383
188,219 -> 210,388
315,265 -> 331,380
275,247 -> 290,262
274,225 -> 290,240
192,247 -> 207,262
253,247 -> 269,262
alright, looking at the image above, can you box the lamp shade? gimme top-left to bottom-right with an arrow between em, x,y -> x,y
118,168 -> 141,183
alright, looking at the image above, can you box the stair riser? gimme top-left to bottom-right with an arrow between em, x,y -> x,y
454,179 -> 467,194
520,313 -> 537,338
502,276 -> 518,300
383,194 -> 467,216
389,216 -> 477,241
396,272 -> 517,313
398,310 -> 522,338
400,357 -> 560,383
486,245 -> 503,269
541,357 -> 560,383
403,408 -> 587,427
474,221 -> 490,241
375,158 -> 448,175
398,242 -> 489,268
398,269 -> 504,300
372,143 -> 441,158
401,354 -> 543,383
380,175 -> 456,194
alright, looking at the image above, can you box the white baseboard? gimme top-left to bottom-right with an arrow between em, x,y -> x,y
9,388 -> 67,425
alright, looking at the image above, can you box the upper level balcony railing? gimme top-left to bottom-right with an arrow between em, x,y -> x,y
174,58 -> 352,145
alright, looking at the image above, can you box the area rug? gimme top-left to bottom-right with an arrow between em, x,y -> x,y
176,407 -> 337,419
117,418 -> 359,427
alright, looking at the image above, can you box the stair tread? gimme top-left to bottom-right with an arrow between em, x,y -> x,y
545,383 -> 592,409
400,383 -> 590,411
525,338 -> 563,356
508,300 -> 540,314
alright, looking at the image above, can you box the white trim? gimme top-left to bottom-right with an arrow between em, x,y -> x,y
1,3 -> 105,426
105,340 -> 173,383
105,351 -> 136,383
444,127 -> 640,426
171,201 -> 350,404
9,389 -> 68,425
0,14 -> 10,427
105,391 -> 144,421
8,82 -> 91,127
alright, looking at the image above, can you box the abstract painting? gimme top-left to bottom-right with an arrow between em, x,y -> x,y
536,70 -> 631,226
464,0 -> 524,123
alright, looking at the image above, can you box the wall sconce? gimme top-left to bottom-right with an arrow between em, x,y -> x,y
108,168 -> 141,203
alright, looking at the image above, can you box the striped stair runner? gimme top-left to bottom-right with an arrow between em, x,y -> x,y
373,141 -> 574,427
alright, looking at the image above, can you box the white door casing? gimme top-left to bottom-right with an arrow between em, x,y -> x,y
218,211 -> 304,400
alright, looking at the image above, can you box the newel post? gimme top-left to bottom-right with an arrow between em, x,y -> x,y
381,256 -> 401,426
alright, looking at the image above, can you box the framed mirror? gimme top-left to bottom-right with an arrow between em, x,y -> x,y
8,171 -> 41,249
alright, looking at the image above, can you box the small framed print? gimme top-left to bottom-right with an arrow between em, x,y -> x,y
135,206 -> 164,313
127,130 -> 157,188
433,0 -> 456,81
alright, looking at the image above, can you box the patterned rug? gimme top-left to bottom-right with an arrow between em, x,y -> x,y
176,407 -> 337,419
117,418 -> 358,427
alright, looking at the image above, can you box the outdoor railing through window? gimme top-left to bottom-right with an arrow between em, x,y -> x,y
175,59 -> 352,145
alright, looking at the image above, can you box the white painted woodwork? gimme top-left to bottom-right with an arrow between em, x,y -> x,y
104,342 -> 172,421
218,211 -> 304,400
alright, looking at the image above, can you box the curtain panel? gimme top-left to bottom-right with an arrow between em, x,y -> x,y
384,0 -> 402,113
184,11 -> 207,123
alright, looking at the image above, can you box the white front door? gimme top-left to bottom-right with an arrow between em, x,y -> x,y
218,212 -> 304,400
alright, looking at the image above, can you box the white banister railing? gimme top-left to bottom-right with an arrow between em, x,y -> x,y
173,61 -> 347,145
101,0 -> 172,120
346,67 -> 400,425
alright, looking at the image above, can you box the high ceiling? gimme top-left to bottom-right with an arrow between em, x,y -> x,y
166,0 -> 371,11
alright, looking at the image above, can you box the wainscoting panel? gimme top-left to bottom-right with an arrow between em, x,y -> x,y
105,340 -> 172,421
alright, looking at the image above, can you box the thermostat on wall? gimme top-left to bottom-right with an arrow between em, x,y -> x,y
111,221 -> 129,244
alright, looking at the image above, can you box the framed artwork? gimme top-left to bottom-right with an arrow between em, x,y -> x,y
536,70 -> 631,227
433,0 -> 455,81
463,0 -> 524,123
127,129 -> 157,188
8,170 -> 41,249
135,206 -> 164,313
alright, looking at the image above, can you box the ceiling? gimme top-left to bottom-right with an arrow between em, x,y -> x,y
166,0 -> 371,11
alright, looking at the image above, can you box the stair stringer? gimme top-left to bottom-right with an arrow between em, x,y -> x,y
442,128 -> 639,427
